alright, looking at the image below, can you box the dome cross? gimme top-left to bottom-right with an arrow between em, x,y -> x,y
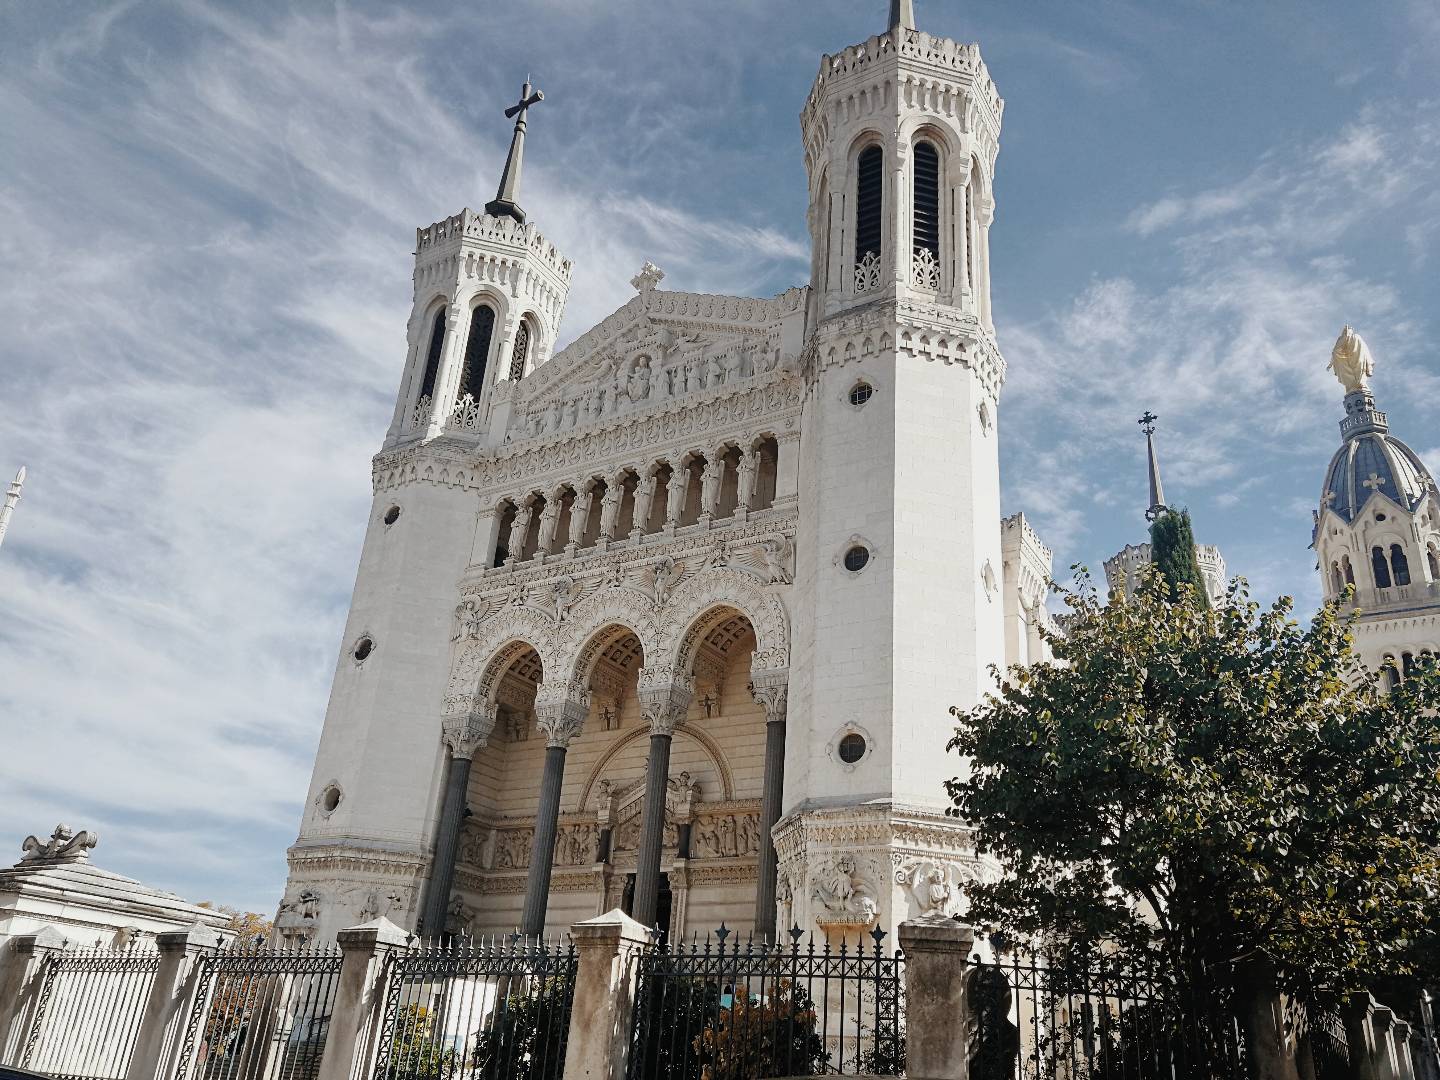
485,79 -> 545,224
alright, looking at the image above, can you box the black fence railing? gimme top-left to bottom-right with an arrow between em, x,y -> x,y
17,944 -> 160,1080
627,926 -> 904,1080
369,935 -> 577,1080
173,942 -> 344,1080
966,947 -> 1251,1080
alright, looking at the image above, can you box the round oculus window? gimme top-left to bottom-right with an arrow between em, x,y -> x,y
383,505 -> 401,526
353,636 -> 374,662
321,785 -> 342,813
849,382 -> 874,407
838,733 -> 867,764
843,545 -> 870,572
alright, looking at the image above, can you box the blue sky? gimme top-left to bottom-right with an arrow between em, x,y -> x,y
1,0 -> 1437,916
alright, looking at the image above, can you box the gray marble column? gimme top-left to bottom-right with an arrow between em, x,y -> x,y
750,673 -> 789,942
632,679 -> 693,928
420,714 -> 492,936
520,687 -> 589,937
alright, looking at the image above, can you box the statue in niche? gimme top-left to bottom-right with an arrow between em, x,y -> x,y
693,818 -> 718,858
737,814 -> 757,855
543,400 -> 562,434
699,460 -> 723,516
612,362 -> 631,412
706,353 -> 724,388
630,357 -> 651,402
649,362 -> 671,401
634,472 -> 657,531
718,814 -> 737,857
735,452 -> 756,510
921,866 -> 954,914
685,357 -> 704,394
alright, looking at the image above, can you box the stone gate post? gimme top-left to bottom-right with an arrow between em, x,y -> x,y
125,923 -> 223,1080
0,927 -> 68,1064
562,909 -> 651,1080
315,918 -> 410,1080
898,914 -> 975,1080
1347,994 -> 1405,1080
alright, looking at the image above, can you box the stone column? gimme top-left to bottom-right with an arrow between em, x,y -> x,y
631,678 -> 693,927
424,304 -> 465,439
419,713 -> 492,935
0,927 -> 68,1063
773,431 -> 801,511
561,910 -> 652,1080
749,672 -> 788,942
469,504 -> 503,568
1347,995 -> 1405,1080
521,686 -> 590,936
899,915 -> 975,1080
315,918 -> 411,1080
125,924 -> 223,1080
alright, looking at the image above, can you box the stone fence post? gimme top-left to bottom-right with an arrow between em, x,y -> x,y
1345,994 -> 1416,1080
0,927 -> 68,1064
899,914 -> 975,1080
125,924 -> 223,1080
562,908 -> 651,1080
316,918 -> 411,1080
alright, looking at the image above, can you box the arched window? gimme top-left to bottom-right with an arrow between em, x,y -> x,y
854,145 -> 884,280
1382,656 -> 1400,691
1342,556 -> 1355,586
460,305 -> 496,402
1331,562 -> 1344,595
419,308 -> 446,402
508,320 -> 532,381
912,140 -> 941,289
1428,545 -> 1440,581
1403,652 -> 1417,678
1372,546 -> 1392,589
1391,543 -> 1412,586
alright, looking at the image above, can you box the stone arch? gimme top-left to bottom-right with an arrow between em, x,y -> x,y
443,607 -> 556,719
576,721 -> 736,811
555,587 -> 661,681
657,566 -> 790,677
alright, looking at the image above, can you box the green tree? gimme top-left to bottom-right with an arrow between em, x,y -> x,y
946,571 -> 1440,1075
1146,508 -> 1210,608
470,976 -> 573,1080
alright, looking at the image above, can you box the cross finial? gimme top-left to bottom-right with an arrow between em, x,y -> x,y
889,0 -> 916,31
1139,413 -> 1168,521
485,80 -> 545,224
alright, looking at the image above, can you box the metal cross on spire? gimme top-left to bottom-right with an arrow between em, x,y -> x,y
889,0 -> 916,31
1138,412 -> 1168,522
485,79 -> 545,224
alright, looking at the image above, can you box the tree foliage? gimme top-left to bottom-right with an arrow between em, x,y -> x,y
946,569 -> 1440,1002
470,976 -> 572,1080
1147,508 -> 1210,608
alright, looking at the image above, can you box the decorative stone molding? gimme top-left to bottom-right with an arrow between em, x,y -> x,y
533,682 -> 591,747
810,853 -> 880,929
748,671 -> 789,723
637,677 -> 694,735
20,824 -> 98,864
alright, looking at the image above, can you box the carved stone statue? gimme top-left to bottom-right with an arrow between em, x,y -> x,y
451,599 -> 485,642
735,450 -> 757,511
649,363 -> 671,401
544,400 -> 562,433
651,556 -> 681,606
552,577 -> 581,621
630,358 -> 651,402
699,460 -> 723,516
1329,324 -> 1376,393
760,538 -> 792,584
633,472 -> 657,532
921,866 -> 954,914
706,354 -> 724,388
444,895 -> 472,937
21,824 -> 99,863
563,398 -> 579,429
812,855 -> 878,927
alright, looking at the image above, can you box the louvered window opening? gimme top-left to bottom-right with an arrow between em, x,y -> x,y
855,145 -> 884,265
461,305 -> 496,401
912,141 -> 940,258
509,320 -> 531,381
419,309 -> 446,400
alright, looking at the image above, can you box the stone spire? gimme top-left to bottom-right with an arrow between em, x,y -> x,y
889,0 -> 916,30
1139,412 -> 1167,522
0,465 -> 24,551
485,80 -> 545,224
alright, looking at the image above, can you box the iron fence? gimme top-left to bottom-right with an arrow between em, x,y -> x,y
17,943 -> 160,1080
965,946 -> 1251,1080
173,942 -> 344,1080
369,935 -> 577,1080
627,925 -> 904,1080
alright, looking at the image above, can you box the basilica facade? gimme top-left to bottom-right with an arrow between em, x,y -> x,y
277,3 -> 1056,946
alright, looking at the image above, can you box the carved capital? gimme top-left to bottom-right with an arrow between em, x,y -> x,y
533,680 -> 591,747
748,670 -> 789,724
637,673 -> 694,735
443,712 -> 494,759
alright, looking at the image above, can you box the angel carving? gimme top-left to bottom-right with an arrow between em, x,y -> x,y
650,557 -> 681,606
451,598 -> 487,642
761,538 -> 793,584
551,577 -> 582,622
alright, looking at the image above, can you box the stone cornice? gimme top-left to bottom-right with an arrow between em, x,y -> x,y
286,843 -> 429,880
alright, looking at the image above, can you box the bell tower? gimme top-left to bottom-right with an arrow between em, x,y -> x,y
779,2 -> 1009,938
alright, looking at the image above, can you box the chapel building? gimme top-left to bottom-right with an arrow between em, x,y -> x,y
277,1 -> 1056,946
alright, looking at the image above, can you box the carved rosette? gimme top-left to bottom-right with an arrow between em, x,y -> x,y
748,670 -> 789,724
637,674 -> 694,736
533,681 -> 591,748
442,712 -> 495,759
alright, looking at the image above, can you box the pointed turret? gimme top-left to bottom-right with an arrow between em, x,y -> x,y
1139,411 -> 1167,521
0,465 -> 24,551
889,0 -> 916,31
485,80 -> 544,224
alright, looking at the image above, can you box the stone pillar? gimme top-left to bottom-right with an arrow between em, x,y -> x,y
0,927 -> 68,1063
773,431 -> 800,510
898,915 -> 975,1080
749,672 -> 788,942
1347,995 -> 1405,1080
424,304 -> 464,439
521,686 -> 590,936
419,714 -> 492,935
125,924 -> 223,1080
561,910 -> 651,1080
315,918 -> 411,1080
470,504 -> 503,568
632,679 -> 693,927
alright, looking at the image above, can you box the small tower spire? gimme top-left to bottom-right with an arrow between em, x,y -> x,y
0,465 -> 26,551
889,0 -> 916,30
485,80 -> 545,224
1139,412 -> 1168,521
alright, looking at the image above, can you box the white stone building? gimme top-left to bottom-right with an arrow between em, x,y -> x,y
1313,326 -> 1440,683
280,2 -> 1056,945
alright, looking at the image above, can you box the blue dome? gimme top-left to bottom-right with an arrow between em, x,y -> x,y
1321,393 -> 1435,522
